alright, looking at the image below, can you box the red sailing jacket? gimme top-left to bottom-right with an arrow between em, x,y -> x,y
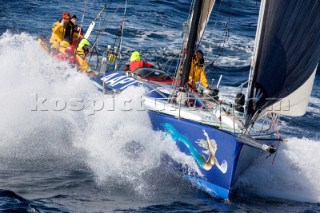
129,60 -> 154,72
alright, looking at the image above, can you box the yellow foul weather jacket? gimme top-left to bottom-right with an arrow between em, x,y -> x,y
50,21 -> 74,49
188,59 -> 209,89
75,46 -> 91,73
58,40 -> 70,54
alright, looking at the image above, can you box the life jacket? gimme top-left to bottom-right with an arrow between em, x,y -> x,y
76,45 -> 86,58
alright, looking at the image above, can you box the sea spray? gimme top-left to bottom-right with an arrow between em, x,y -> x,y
0,32 -> 94,164
75,86 -> 200,198
235,137 -> 320,203
0,32 -> 199,198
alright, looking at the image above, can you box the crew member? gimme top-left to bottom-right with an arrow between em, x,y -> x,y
75,38 -> 91,73
49,12 -> 75,50
70,15 -> 84,42
188,50 -> 210,90
129,51 -> 154,72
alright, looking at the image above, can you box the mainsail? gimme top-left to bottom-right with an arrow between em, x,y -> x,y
196,0 -> 216,44
246,0 -> 320,126
180,0 -> 216,87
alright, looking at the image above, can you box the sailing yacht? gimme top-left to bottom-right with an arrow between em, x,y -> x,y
91,0 -> 320,199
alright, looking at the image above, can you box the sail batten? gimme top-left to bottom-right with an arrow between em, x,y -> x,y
246,0 -> 320,126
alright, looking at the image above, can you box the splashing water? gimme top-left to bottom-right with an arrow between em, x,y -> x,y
0,32 -> 198,199
0,32 -> 91,161
235,137 -> 320,203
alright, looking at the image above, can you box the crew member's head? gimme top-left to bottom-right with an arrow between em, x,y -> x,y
195,50 -> 204,65
130,51 -> 140,62
62,12 -> 71,22
71,15 -> 77,25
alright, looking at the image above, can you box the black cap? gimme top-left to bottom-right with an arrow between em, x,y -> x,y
71,15 -> 76,19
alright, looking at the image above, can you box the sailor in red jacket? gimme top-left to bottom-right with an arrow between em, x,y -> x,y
129,51 -> 154,72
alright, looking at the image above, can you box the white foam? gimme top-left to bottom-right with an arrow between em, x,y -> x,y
309,96 -> 320,105
0,32 -> 97,159
74,86 -> 200,196
0,32 -> 198,197
201,33 -> 254,67
236,137 -> 320,203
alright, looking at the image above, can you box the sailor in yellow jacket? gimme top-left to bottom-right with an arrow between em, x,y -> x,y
50,12 -> 74,50
188,50 -> 210,90
75,39 -> 91,73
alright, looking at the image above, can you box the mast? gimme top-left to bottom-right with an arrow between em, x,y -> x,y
180,0 -> 203,87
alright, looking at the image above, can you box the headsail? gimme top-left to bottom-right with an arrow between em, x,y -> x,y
245,0 -> 320,127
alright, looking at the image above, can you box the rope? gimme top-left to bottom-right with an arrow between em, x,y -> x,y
269,113 -> 283,164
269,113 -> 281,139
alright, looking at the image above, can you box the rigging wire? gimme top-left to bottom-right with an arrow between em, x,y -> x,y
79,0 -> 89,39
113,0 -> 128,71
208,0 -> 231,69
90,2 -> 122,52
116,1 -> 128,69
88,4 -> 109,51
269,113 -> 285,164
87,4 -> 109,68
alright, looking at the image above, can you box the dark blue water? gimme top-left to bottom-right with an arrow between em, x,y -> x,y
1,0 -> 320,212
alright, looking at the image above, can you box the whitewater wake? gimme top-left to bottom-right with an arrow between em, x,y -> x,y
235,137 -> 320,203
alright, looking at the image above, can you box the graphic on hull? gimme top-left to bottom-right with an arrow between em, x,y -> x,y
162,123 -> 228,173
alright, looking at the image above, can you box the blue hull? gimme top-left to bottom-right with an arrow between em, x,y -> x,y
148,110 -> 242,199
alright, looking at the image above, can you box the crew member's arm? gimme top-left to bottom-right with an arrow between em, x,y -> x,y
143,61 -> 154,68
52,22 -> 63,34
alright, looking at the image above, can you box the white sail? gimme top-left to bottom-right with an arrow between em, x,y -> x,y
197,0 -> 216,44
188,0 -> 216,45
260,68 -> 317,117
